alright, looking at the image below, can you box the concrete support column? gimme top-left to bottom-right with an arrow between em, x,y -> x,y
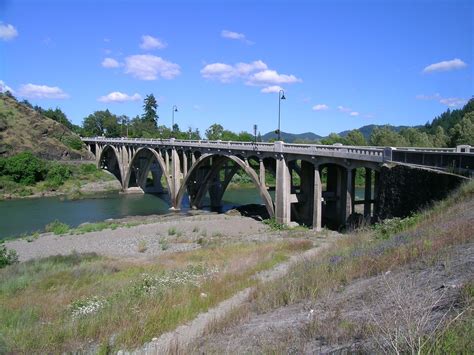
95,144 -> 102,167
313,166 -> 322,231
191,152 -> 196,166
374,171 -> 380,218
170,148 -> 181,207
165,150 -> 170,176
275,155 -> 291,225
364,168 -> 372,217
340,168 -> 353,224
182,151 -> 188,179
259,159 -> 266,188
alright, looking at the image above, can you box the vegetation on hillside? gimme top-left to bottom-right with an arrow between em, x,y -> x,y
0,152 -> 115,199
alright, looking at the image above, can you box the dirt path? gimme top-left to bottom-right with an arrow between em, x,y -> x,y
124,240 -> 338,355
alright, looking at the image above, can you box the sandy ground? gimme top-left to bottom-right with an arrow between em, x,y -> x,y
5,213 -> 276,262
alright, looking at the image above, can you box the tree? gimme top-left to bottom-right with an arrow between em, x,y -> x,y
431,126 -> 448,147
345,130 -> 366,146
369,126 -> 407,147
449,112 -> 474,146
205,124 -> 224,140
320,133 -> 346,145
399,127 -> 432,147
142,94 -> 158,127
82,110 -> 120,137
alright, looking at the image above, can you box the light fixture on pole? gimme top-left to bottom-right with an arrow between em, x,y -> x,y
172,105 -> 178,130
277,89 -> 286,141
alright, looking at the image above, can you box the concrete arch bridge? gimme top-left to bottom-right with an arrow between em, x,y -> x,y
82,137 -> 473,230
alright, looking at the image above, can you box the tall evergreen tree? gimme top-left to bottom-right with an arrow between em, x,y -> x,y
142,94 -> 158,127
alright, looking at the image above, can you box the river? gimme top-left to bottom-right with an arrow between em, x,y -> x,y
0,187 -> 365,239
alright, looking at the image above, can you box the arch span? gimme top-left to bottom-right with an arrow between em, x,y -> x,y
175,154 -> 274,217
124,147 -> 172,200
98,145 -> 124,186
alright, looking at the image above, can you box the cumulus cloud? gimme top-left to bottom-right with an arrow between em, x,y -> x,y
98,91 -> 141,103
350,111 -> 359,116
312,104 -> 329,111
201,60 -> 301,90
0,23 -> 18,41
221,30 -> 253,44
261,85 -> 283,94
124,54 -> 180,80
18,83 -> 69,99
0,80 -> 14,93
247,70 -> 302,86
201,60 -> 267,83
140,35 -> 167,50
101,57 -> 120,68
423,58 -> 467,73
416,93 -> 467,107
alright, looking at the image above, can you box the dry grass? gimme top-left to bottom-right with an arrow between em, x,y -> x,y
0,239 -> 311,353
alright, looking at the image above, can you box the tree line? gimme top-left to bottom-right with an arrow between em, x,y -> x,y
5,90 -> 474,147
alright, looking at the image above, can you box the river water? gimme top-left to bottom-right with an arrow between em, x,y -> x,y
0,187 -> 365,239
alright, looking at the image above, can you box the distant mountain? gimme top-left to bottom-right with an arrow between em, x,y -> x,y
261,131 -> 322,143
262,124 -> 419,143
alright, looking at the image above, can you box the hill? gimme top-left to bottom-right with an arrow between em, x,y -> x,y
338,124 -> 413,140
261,131 -> 322,143
0,94 -> 91,160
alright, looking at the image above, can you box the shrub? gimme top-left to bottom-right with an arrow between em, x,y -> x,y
2,152 -> 46,185
45,220 -> 70,235
79,164 -> 98,175
46,163 -> 71,188
63,135 -> 83,150
0,245 -> 19,268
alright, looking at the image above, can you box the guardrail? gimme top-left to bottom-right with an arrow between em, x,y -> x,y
81,137 -> 473,165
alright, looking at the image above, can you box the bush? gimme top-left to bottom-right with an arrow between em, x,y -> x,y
2,152 -> 46,185
63,135 -> 83,150
46,163 -> 71,188
0,245 -> 19,268
79,163 -> 98,175
45,220 -> 70,235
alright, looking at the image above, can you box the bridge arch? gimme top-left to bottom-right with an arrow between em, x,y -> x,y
98,144 -> 124,186
124,147 -> 172,200
175,153 -> 274,217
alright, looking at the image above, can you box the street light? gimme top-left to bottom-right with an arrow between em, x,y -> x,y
277,89 -> 286,141
172,105 -> 178,131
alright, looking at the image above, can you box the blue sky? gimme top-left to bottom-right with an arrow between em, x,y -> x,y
0,0 -> 472,136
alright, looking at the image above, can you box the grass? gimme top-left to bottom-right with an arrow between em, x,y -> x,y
240,180 -> 474,353
44,220 -> 70,235
0,239 -> 311,353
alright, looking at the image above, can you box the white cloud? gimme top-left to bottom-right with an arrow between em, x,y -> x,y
312,104 -> 329,111
124,54 -> 180,80
140,35 -> 167,50
350,111 -> 359,116
423,58 -> 467,73
261,85 -> 283,94
247,70 -> 302,86
0,23 -> 18,41
98,91 -> 141,103
201,60 -> 301,90
201,60 -> 267,83
18,83 -> 69,99
221,30 -> 253,44
416,93 -> 467,107
101,57 -> 120,68
0,80 -> 14,94
337,105 -> 352,113
439,97 -> 467,107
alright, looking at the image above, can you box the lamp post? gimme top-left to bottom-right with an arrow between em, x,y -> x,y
172,105 -> 178,130
253,124 -> 258,144
277,89 -> 286,141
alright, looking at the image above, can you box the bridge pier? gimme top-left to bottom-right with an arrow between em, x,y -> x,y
275,155 -> 291,225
